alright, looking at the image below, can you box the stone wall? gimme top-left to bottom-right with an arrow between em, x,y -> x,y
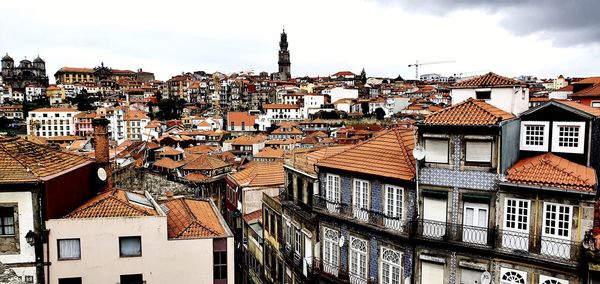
114,168 -> 194,197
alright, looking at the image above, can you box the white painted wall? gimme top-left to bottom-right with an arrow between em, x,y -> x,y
46,216 -> 234,284
451,87 -> 529,115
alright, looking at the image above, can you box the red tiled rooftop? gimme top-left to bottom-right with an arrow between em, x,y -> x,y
162,198 -> 227,239
423,98 -> 515,126
453,72 -> 523,88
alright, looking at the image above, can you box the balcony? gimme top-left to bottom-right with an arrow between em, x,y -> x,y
415,219 -> 582,264
313,195 -> 407,234
313,257 -> 375,284
497,229 -> 581,264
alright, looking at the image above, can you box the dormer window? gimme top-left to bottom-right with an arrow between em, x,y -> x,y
552,121 -> 585,154
475,89 -> 491,100
520,121 -> 549,152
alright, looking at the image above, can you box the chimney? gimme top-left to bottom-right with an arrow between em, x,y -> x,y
166,191 -> 174,199
93,118 -> 112,192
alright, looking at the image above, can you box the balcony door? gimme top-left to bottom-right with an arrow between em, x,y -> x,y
462,203 -> 488,245
541,202 -> 572,259
384,185 -> 403,231
323,227 -> 339,277
423,196 -> 447,238
349,236 -> 368,284
326,174 -> 341,213
352,179 -> 369,222
502,198 -> 530,251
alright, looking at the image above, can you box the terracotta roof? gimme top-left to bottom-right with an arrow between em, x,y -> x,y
254,147 -> 284,159
332,71 -> 356,77
184,172 -> 210,182
153,157 -> 184,169
161,198 -> 227,239
573,77 -> 600,85
263,104 -> 300,109
57,67 -> 94,73
158,146 -> 183,156
182,154 -> 230,170
285,145 -> 352,175
74,112 -> 97,119
506,153 -> 597,192
453,72 -> 523,88
230,135 -> 266,146
65,189 -> 158,218
272,126 -> 303,135
243,210 -> 263,223
184,144 -> 220,155
423,98 -> 515,126
571,83 -> 600,98
316,128 -> 416,181
229,161 -> 284,187
29,107 -> 78,113
227,112 -> 257,126
550,99 -> 600,117
0,137 -> 92,183
124,110 -> 149,121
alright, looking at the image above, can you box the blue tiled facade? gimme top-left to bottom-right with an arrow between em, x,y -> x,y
342,176 -> 352,204
371,180 -> 382,212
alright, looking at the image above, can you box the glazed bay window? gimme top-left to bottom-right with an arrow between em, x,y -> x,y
349,236 -> 368,283
465,140 -> 492,164
0,207 -> 15,236
552,121 -> 585,154
520,121 -> 549,151
119,236 -> 142,257
425,138 -> 449,163
58,238 -> 81,260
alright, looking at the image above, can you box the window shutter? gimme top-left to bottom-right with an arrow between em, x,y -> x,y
425,139 -> 448,163
466,141 -> 492,162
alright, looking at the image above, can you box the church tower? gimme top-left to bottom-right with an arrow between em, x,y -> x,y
278,29 -> 291,80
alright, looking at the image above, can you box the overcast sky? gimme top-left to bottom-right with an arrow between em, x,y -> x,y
1,0 -> 599,82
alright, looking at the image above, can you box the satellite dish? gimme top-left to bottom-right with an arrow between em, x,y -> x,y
338,236 -> 345,247
97,167 -> 107,181
413,145 -> 426,161
480,271 -> 491,284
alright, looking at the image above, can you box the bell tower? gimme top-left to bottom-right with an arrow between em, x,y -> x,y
278,29 -> 291,80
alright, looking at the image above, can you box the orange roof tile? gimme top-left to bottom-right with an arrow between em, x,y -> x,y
229,161 -> 284,187
316,128 -> 416,181
243,210 -> 263,223
453,72 -> 523,88
124,110 -> 150,121
230,135 -> 266,146
227,112 -> 257,126
506,153 -> 597,192
184,172 -> 210,182
423,98 -> 515,126
65,189 -> 158,218
157,146 -> 183,156
161,198 -> 227,239
272,126 -> 303,135
0,137 -> 92,183
550,99 -> 600,117
254,147 -> 284,159
30,107 -> 78,113
571,83 -> 600,97
263,104 -> 300,109
182,154 -> 231,170
153,157 -> 184,169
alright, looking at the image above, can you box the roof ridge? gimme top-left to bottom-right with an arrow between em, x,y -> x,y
0,139 -> 38,181
542,154 -> 591,184
320,128 -> 393,163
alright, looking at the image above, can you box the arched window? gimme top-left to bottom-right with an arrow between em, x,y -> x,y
380,247 -> 401,284
500,268 -> 526,284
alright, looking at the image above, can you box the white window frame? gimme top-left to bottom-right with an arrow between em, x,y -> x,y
325,174 -> 341,213
57,238 -> 81,260
322,227 -> 339,277
379,247 -> 402,284
520,121 -> 549,152
383,185 -> 403,231
349,236 -> 368,283
425,138 -> 449,163
500,267 -> 527,284
352,179 -> 370,221
503,198 -> 530,233
465,140 -> 492,163
294,226 -> 301,255
539,275 -> 569,284
551,121 -> 585,154
542,202 -> 572,240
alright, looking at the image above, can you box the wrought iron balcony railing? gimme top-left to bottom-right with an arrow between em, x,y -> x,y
497,229 -> 581,263
416,219 -> 495,247
313,195 -> 408,234
313,257 -> 375,284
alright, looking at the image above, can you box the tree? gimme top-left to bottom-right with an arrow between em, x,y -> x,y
374,107 -> 386,120
361,102 -> 370,115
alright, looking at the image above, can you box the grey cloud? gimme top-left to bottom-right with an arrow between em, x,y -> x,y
375,0 -> 600,46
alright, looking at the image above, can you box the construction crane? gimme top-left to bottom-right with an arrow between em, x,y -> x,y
408,60 -> 456,80
453,70 -> 489,78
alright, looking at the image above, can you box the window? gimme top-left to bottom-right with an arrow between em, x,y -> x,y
58,239 -> 81,260
465,141 -> 492,163
502,198 -> 530,251
592,101 -> 600,108
58,278 -> 82,284
462,203 -> 488,245
384,185 -> 403,231
476,90 -> 491,100
325,174 -> 341,213
322,227 -> 339,277
423,196 -> 447,237
352,179 -> 369,221
119,236 -> 142,257
349,236 -> 368,283
285,221 -> 292,247
0,207 -> 15,235
552,121 -> 585,154
214,251 -> 227,281
461,268 -> 484,284
421,261 -> 444,283
541,202 -> 572,258
120,274 -> 143,284
539,275 -> 568,284
380,247 -> 401,284
294,228 -> 301,255
297,177 -> 304,204
500,268 -> 526,284
425,138 -> 449,163
520,121 -> 549,151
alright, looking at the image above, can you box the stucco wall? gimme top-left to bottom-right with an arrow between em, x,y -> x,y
46,216 -> 234,284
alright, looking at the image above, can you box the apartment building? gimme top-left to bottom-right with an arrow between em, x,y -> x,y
26,108 -> 79,137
